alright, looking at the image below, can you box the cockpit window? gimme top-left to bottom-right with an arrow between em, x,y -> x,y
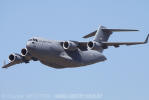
33,38 -> 38,42
28,38 -> 38,42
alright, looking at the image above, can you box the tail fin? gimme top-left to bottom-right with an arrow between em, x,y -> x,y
94,25 -> 111,42
83,25 -> 139,42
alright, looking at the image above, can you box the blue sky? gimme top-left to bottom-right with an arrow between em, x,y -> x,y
0,0 -> 149,100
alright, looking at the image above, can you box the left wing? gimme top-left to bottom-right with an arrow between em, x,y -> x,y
2,60 -> 23,68
102,34 -> 149,47
2,53 -> 30,69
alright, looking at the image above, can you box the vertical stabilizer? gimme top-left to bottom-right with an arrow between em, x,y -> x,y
94,25 -> 112,42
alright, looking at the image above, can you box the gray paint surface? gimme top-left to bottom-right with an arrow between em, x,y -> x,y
2,25 -> 149,69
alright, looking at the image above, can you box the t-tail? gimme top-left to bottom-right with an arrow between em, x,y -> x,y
83,25 -> 148,52
83,25 -> 139,42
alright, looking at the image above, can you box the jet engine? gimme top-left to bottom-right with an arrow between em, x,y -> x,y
63,41 -> 78,51
21,48 -> 28,56
87,41 -> 102,50
9,53 -> 23,62
21,48 -> 38,61
21,48 -> 32,61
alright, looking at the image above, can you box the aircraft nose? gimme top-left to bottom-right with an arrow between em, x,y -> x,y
26,41 -> 31,49
26,41 -> 35,51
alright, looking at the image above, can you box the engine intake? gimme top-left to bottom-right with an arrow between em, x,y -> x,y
9,54 -> 15,62
87,41 -> 102,50
21,48 -> 33,61
9,53 -> 23,62
63,41 -> 78,51
21,48 -> 28,56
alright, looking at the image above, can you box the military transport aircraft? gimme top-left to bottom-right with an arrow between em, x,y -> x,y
2,25 -> 149,69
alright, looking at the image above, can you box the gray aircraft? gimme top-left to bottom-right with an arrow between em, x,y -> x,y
2,25 -> 149,69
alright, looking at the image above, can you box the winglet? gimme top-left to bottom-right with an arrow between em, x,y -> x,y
144,34 -> 149,43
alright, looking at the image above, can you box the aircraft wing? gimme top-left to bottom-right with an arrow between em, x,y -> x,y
2,53 -> 29,69
79,34 -> 148,48
102,34 -> 149,47
2,61 -> 23,68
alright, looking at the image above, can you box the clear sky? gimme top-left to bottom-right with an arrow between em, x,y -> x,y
0,0 -> 149,100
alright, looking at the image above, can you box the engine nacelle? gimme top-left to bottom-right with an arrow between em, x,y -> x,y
63,41 -> 78,51
21,48 -> 35,61
9,53 -> 23,62
21,48 -> 28,56
87,41 -> 102,50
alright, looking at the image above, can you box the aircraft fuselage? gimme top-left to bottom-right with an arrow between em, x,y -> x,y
26,37 -> 106,68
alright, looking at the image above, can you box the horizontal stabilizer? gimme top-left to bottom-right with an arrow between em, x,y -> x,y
83,30 -> 96,38
102,29 -> 139,32
83,29 -> 139,38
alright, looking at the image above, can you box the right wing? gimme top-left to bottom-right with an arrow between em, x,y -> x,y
78,34 -> 148,49
102,34 -> 149,47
